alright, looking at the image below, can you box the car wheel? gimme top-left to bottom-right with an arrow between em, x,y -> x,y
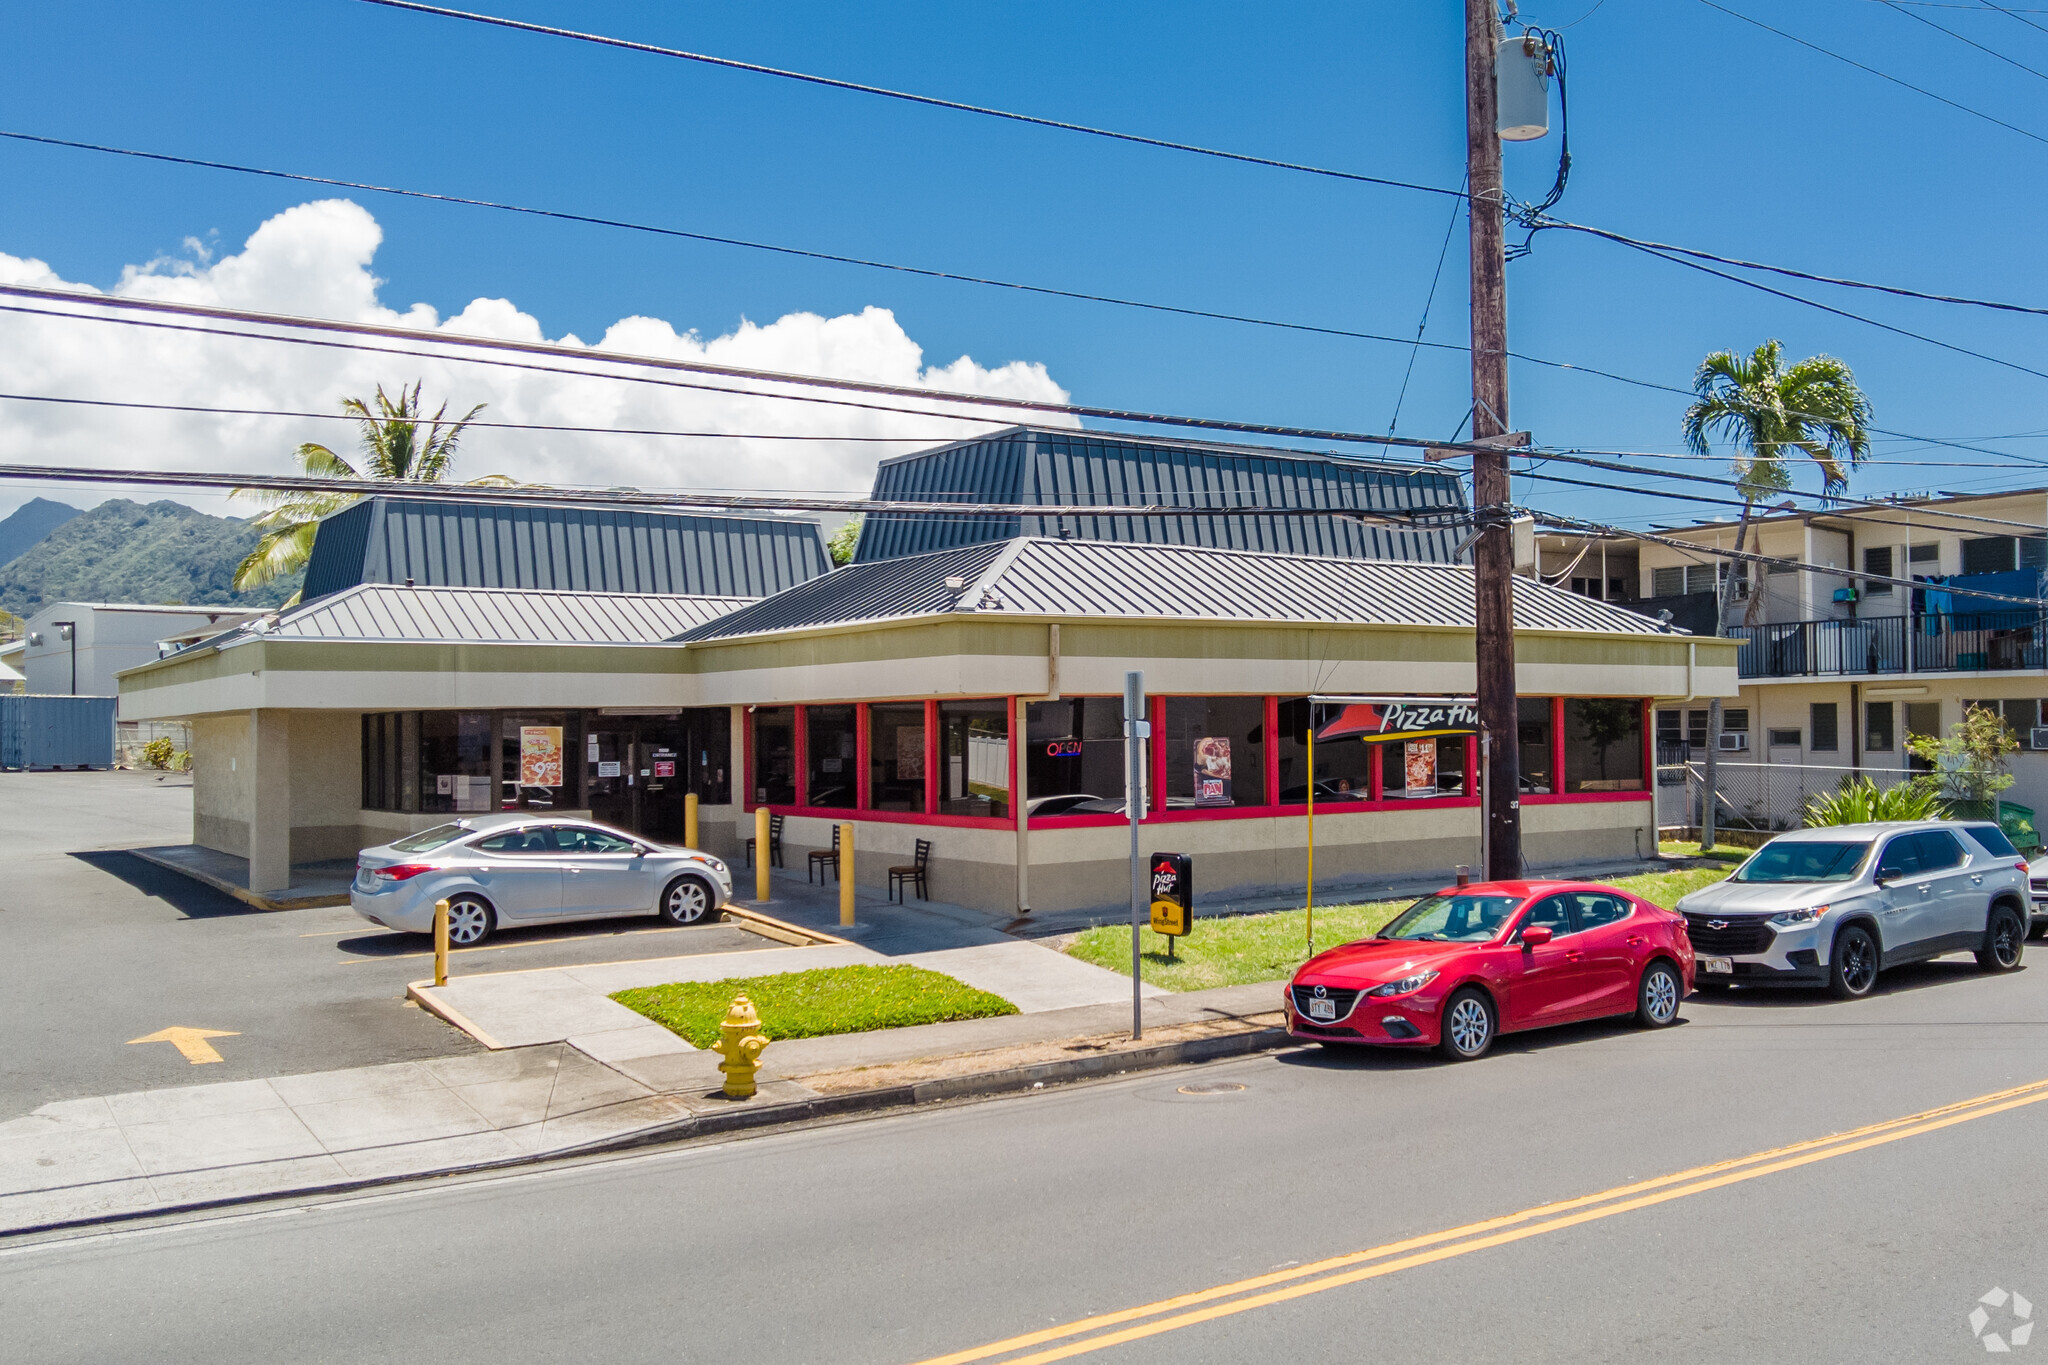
444,895 -> 495,947
1827,924 -> 1879,1000
1437,988 -> 1496,1062
660,875 -> 714,926
1635,960 -> 1682,1028
1977,905 -> 2026,972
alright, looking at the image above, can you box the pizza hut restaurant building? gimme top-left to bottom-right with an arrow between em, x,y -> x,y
117,534 -> 1736,916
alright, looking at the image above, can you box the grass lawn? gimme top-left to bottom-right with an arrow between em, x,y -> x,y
1658,840 -> 1751,867
612,964 -> 1018,1048
1065,865 -> 1737,991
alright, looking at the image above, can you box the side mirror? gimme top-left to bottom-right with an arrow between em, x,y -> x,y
1521,925 -> 1554,948
1873,870 -> 1895,887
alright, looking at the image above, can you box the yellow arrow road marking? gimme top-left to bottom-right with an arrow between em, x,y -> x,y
126,1027 -> 239,1064
910,1073 -> 2048,1365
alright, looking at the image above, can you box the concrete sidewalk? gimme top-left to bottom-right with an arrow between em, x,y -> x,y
411,938 -> 1169,1054
128,844 -> 354,911
0,983 -> 1284,1235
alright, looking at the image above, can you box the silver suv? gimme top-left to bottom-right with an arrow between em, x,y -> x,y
1675,821 -> 2030,999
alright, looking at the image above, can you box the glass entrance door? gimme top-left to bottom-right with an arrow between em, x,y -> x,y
584,716 -> 686,839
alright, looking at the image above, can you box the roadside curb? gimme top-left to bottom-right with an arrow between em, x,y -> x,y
0,1024 -> 1293,1241
720,904 -> 852,947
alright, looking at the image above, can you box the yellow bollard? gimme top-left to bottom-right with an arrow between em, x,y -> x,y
754,804 -> 771,903
839,821 -> 855,927
684,791 -> 699,850
433,897 -> 450,987
711,994 -> 770,1098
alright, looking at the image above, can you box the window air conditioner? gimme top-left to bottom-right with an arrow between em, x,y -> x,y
2031,727 -> 2048,752
1718,732 -> 1750,752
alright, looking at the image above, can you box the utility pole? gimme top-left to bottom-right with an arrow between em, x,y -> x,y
1466,0 -> 1523,878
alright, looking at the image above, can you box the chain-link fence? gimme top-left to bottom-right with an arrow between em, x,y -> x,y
1657,760 -> 1923,835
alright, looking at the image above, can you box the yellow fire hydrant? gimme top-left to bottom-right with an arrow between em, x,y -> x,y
711,994 -> 770,1098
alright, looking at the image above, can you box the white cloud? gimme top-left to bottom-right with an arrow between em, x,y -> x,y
0,199 -> 1073,520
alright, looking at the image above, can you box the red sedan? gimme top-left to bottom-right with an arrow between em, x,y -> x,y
1286,880 -> 1695,1061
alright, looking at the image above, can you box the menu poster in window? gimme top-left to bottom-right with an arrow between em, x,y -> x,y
519,726 -> 564,787
1193,736 -> 1232,805
897,727 -> 925,779
1403,739 -> 1437,794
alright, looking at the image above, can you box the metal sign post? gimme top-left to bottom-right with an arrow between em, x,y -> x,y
1124,670 -> 1148,1040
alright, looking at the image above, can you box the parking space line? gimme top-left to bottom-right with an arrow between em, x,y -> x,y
908,1074 -> 2048,1365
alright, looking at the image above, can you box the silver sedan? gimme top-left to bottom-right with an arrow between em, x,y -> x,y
350,812 -> 734,946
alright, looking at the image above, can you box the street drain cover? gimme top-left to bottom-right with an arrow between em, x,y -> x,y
1177,1081 -> 1247,1095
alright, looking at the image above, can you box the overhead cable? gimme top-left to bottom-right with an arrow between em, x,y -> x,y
1697,0 -> 2048,147
0,461 -> 1463,526
1528,507 -> 2048,607
1875,0 -> 2048,79
0,130 -> 1469,358
349,0 -> 1462,201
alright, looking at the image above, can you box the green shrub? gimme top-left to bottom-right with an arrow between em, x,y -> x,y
1804,775 -> 1946,827
140,736 -> 176,770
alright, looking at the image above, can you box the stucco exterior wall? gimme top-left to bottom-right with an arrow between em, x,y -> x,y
191,712 -> 253,858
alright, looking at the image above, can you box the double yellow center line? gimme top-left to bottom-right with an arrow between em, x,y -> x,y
912,1074 -> 2048,1364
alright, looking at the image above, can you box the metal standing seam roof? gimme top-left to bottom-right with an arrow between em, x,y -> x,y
300,495 -> 833,600
675,537 -> 1677,642
853,426 -> 1469,565
209,583 -> 755,648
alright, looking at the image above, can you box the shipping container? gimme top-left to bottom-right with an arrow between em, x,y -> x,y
0,694 -> 118,770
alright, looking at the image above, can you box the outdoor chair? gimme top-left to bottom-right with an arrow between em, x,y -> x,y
744,813 -> 785,869
888,839 -> 932,903
808,824 -> 841,884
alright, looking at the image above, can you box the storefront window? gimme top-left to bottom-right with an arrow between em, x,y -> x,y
1381,735 -> 1468,798
1519,698 -> 1555,795
1025,697 -> 1133,816
1275,698 -> 1372,804
939,699 -> 1009,818
361,712 -> 406,812
1164,697 -> 1266,809
1563,699 -> 1644,792
420,711 -> 494,813
866,703 -> 925,812
807,704 -> 858,808
751,707 -> 795,805
501,712 -> 578,811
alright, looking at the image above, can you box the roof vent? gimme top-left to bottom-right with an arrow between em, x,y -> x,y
944,576 -> 967,590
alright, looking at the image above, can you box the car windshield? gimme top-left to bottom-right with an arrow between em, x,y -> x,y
389,823 -> 472,853
1378,894 -> 1522,942
1733,840 -> 1871,883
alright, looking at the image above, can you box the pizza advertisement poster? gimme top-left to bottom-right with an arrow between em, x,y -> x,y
1192,736 -> 1233,806
1403,739 -> 1437,794
519,726 -> 564,788
897,727 -> 926,779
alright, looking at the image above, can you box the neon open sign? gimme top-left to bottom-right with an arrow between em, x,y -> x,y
1045,738 -> 1085,758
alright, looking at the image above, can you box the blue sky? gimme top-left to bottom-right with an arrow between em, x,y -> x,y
1,0 -> 2045,529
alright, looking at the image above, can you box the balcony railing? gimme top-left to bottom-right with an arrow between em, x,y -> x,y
1731,612 -> 2048,678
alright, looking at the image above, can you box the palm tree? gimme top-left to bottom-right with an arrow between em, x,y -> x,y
232,383 -> 510,596
1682,340 -> 1872,628
1681,340 -> 1871,851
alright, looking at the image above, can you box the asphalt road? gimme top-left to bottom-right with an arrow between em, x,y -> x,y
0,771 -> 777,1116
9,937 -> 2048,1362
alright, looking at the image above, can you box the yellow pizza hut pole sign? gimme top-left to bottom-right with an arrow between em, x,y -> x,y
1149,851 -> 1193,953
1311,695 -> 1480,744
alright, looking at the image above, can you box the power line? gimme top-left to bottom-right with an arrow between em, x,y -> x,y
1528,507 -> 2048,607
1697,0 -> 2048,148
1530,214 -> 2048,316
0,461 -> 1464,526
0,391 -> 980,441
1876,0 -> 2048,80
0,282 -> 1494,459
1383,177 -> 1468,451
1613,238 -> 2048,384
0,130 -> 1473,360
350,0 -> 1462,202
1985,1 -> 2048,33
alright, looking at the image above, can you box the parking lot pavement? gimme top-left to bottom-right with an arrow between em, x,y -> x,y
0,772 -> 782,1119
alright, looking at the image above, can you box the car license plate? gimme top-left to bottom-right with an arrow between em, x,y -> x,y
1701,956 -> 1733,975
1308,997 -> 1337,1021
